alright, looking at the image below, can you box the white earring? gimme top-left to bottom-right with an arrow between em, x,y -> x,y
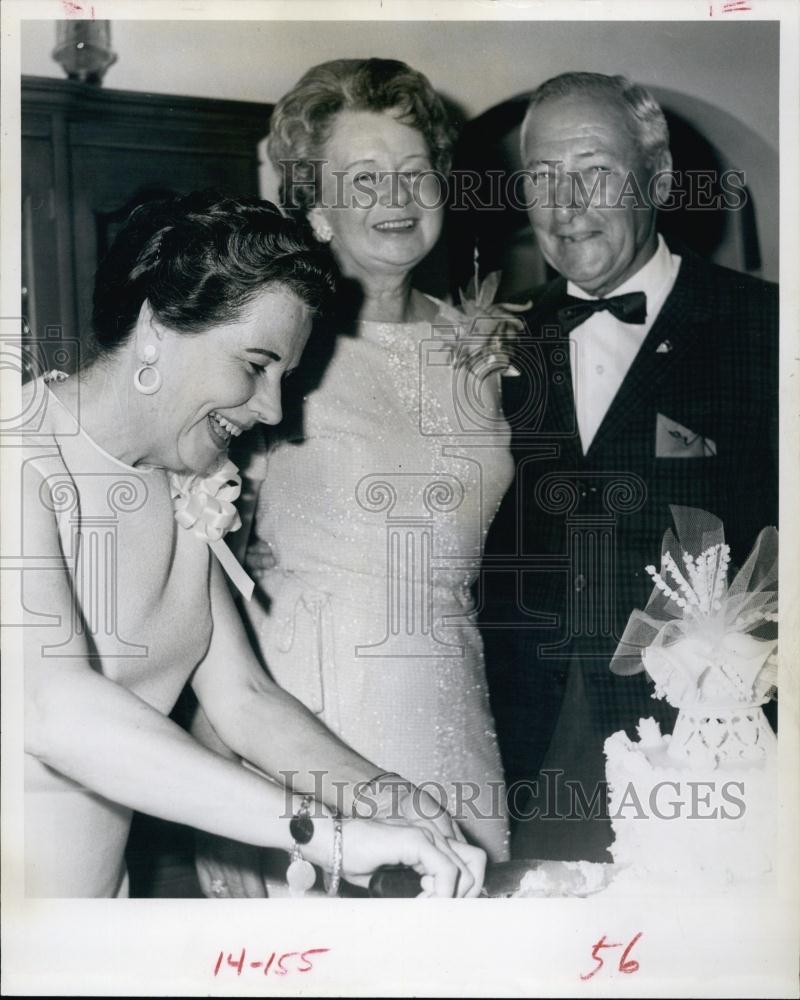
311,215 -> 333,243
134,343 -> 161,395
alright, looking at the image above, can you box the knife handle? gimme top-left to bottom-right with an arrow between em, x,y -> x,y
368,865 -> 423,897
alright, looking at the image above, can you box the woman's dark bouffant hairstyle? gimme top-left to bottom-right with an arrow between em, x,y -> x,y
90,191 -> 336,355
267,58 -> 457,216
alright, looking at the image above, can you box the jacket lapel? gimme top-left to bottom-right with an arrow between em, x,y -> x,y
511,279 -> 582,459
584,256 -> 711,459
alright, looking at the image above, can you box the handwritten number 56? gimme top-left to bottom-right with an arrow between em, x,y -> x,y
581,932 -> 643,981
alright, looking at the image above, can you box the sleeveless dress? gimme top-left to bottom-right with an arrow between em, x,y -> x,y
243,304 -> 514,860
22,378 -> 214,897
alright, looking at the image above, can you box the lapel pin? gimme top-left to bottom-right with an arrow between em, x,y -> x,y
655,340 -> 673,354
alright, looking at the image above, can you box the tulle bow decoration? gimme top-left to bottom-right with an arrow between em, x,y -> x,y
609,506 -> 778,707
169,459 -> 254,600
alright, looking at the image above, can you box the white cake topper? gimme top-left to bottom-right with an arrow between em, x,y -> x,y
610,506 -> 778,762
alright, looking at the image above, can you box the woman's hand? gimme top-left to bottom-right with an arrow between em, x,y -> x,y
353,774 -> 462,837
339,818 -> 486,898
194,831 -> 267,898
420,838 -> 486,899
393,781 -> 467,845
352,775 -> 475,894
393,788 -> 481,897
244,537 -> 277,575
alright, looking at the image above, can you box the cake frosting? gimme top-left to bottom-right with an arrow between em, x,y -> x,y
604,716 -> 776,891
513,860 -> 612,898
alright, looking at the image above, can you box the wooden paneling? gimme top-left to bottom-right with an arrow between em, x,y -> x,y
21,76 -> 272,371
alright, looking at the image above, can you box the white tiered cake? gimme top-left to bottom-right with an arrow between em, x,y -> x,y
604,508 -> 778,892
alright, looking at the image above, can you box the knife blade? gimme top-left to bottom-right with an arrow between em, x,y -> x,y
368,859 -> 615,898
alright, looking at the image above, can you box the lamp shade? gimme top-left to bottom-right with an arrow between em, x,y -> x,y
52,20 -> 117,85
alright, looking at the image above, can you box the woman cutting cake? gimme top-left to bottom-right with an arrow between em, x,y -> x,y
20,191 -> 484,898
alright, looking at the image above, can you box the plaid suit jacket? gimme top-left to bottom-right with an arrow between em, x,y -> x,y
480,247 -> 778,779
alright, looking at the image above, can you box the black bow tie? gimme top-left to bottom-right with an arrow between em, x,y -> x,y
557,291 -> 647,333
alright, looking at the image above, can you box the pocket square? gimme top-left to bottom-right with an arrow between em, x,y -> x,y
655,413 -> 717,458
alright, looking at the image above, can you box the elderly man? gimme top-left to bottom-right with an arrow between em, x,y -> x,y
481,72 -> 778,860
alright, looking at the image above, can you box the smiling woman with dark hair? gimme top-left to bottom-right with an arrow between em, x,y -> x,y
21,190 -> 485,899
90,193 -> 336,356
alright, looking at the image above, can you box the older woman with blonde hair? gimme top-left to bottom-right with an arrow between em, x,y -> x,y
240,59 -> 513,862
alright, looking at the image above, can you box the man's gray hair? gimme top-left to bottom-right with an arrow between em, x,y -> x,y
522,72 -> 670,166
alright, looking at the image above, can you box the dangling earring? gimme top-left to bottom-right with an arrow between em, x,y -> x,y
134,343 -> 161,395
315,222 -> 332,243
310,210 -> 333,244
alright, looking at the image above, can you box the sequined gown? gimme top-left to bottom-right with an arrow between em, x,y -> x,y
244,303 -> 514,860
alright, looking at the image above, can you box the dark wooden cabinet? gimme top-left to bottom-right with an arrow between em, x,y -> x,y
22,76 -> 272,372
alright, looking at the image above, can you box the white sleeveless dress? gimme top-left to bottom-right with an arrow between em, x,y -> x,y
22,379 -> 214,897
243,305 -> 514,860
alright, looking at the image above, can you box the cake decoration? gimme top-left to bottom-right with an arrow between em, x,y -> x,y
602,506 -> 779,889
609,505 -> 777,763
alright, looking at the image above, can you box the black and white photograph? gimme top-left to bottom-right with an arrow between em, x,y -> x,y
1,1 -> 798,995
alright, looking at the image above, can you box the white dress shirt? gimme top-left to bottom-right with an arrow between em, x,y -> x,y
567,234 -> 681,452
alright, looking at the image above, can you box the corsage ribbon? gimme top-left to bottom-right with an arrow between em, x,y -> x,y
169,458 -> 254,600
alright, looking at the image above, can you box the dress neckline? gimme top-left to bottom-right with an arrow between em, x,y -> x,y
357,293 -> 460,326
356,296 -> 462,346
44,378 -> 159,477
357,313 -> 433,329
356,316 -> 430,346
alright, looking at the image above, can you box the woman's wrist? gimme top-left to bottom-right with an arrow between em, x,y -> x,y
282,794 -> 346,897
287,800 -> 337,870
351,771 -> 412,820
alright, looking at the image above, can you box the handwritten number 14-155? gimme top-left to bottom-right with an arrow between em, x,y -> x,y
213,947 -> 330,977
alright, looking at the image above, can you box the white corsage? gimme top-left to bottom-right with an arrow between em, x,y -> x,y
438,270 -> 531,374
169,459 -> 254,600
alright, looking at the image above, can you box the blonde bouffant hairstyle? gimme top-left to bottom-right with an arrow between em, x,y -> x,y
267,58 -> 457,216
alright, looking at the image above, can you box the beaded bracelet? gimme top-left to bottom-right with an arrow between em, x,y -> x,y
286,796 -> 344,898
286,794 -> 317,897
323,812 -> 343,897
